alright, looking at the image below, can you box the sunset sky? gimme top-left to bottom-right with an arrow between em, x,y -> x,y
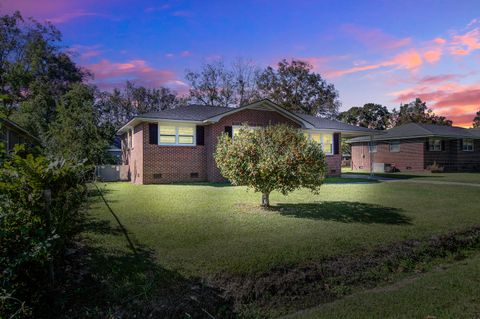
1,0 -> 479,127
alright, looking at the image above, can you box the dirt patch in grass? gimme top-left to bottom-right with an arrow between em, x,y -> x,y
207,226 -> 480,317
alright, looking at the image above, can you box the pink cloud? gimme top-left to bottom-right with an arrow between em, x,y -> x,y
180,50 -> 192,57
341,24 -> 412,50
450,28 -> 480,56
69,44 -> 103,61
85,59 -> 186,91
423,49 -> 442,63
327,49 -> 423,77
417,74 -> 460,85
0,0 -> 107,24
390,82 -> 480,127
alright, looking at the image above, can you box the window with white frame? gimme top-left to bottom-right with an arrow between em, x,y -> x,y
462,138 -> 474,151
159,124 -> 195,145
389,140 -> 400,152
368,142 -> 377,153
428,138 -> 442,151
304,131 -> 334,155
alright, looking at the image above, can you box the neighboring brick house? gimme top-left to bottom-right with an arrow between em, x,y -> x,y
117,99 -> 373,184
348,123 -> 480,172
0,118 -> 39,152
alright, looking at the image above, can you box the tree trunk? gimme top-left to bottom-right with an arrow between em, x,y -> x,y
261,192 -> 270,207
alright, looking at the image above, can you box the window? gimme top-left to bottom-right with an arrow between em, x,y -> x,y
463,138 -> 474,151
429,138 -> 442,152
304,131 -> 334,155
389,140 -> 400,152
159,124 -> 195,145
368,142 -> 377,153
323,134 -> 333,154
127,129 -> 133,149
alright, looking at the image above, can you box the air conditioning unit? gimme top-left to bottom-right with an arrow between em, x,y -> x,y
373,162 -> 385,173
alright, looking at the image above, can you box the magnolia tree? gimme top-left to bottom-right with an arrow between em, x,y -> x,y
214,124 -> 327,207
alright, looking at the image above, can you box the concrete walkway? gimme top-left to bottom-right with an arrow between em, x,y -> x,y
341,173 -> 399,181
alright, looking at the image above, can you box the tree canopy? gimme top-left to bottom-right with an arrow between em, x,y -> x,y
256,59 -> 340,118
473,110 -> 480,128
214,124 -> 327,207
391,98 -> 452,127
338,103 -> 391,130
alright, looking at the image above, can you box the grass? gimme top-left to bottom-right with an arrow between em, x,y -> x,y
342,167 -> 480,184
286,252 -> 480,319
88,178 -> 480,277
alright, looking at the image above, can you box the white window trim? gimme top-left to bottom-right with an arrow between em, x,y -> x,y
157,122 -> 196,146
389,140 -> 400,152
368,142 -> 377,153
429,138 -> 442,152
462,138 -> 474,152
304,130 -> 334,156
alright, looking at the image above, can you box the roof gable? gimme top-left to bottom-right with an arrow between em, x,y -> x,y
117,99 -> 376,135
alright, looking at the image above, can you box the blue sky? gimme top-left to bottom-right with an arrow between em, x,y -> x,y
2,0 -> 480,126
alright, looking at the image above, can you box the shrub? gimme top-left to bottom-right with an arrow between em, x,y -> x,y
0,146 -> 89,317
214,124 -> 327,207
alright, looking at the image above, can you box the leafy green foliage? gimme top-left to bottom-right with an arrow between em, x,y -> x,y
0,147 -> 88,317
338,103 -> 391,130
256,59 -> 340,118
391,98 -> 452,127
0,11 -> 86,134
47,83 -> 108,164
473,110 -> 480,128
214,124 -> 327,206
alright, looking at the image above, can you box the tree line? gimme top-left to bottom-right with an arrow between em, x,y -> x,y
1,11 -> 478,165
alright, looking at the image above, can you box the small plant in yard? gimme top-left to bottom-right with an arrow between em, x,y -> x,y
214,124 -> 327,207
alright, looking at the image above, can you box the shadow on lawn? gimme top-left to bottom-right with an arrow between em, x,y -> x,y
272,201 -> 411,225
49,188 -> 236,319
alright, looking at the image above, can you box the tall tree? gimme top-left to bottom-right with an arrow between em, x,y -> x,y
95,81 -> 180,130
185,61 -> 236,107
1,11 -> 86,133
256,59 -> 340,118
231,58 -> 261,106
338,103 -> 391,130
47,83 -> 107,164
391,98 -> 452,127
473,110 -> 480,128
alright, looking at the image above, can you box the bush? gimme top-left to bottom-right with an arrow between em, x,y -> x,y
214,124 -> 327,207
0,146 -> 89,317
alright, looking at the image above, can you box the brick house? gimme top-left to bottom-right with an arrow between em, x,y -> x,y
117,99 -> 373,184
348,123 -> 480,172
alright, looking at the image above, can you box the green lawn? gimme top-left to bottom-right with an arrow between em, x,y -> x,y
342,168 -> 480,184
286,252 -> 480,319
88,178 -> 480,277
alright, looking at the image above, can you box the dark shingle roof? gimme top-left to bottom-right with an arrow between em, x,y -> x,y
348,123 -> 479,143
135,104 -> 374,132
471,128 -> 480,137
140,105 -> 233,121
294,112 -> 374,132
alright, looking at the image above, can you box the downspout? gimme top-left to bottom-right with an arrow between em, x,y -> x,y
370,133 -> 375,177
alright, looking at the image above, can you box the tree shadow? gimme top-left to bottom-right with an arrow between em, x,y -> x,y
43,186 -> 236,318
271,201 -> 411,225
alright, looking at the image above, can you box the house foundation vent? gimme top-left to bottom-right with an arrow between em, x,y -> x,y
153,173 -> 162,179
190,172 -> 199,178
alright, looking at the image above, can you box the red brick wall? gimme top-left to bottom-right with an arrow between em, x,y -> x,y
425,138 -> 480,171
121,124 -> 144,183
142,122 -> 207,183
351,139 -> 425,172
123,108 -> 344,184
205,109 -> 302,182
